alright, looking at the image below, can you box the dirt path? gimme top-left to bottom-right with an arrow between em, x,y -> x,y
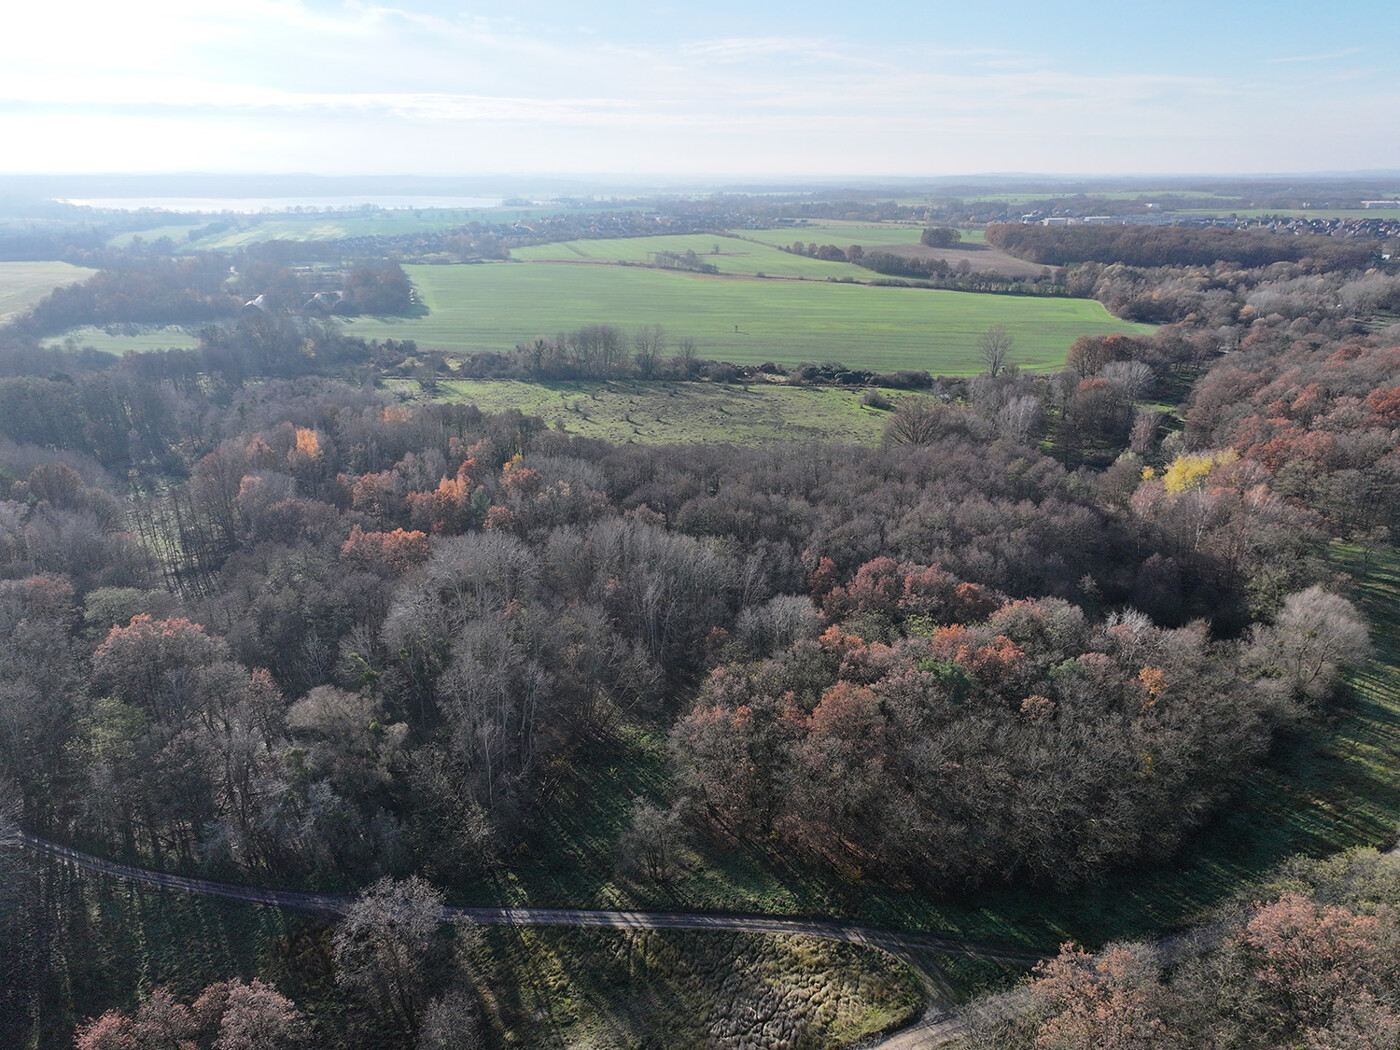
17,832 -> 1270,1047
15,832 -> 1045,1046
15,833 -> 1039,964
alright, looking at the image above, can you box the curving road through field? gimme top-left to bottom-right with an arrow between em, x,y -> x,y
13,832 -> 1046,1048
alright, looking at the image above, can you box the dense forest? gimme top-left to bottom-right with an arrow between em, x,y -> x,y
1,198 -> 1399,1049
985,222 -> 1382,271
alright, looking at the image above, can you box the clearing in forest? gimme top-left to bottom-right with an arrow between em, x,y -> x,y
414,378 -> 897,446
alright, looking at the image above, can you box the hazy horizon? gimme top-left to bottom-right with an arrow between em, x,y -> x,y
6,171 -> 1400,209
4,0 -> 1397,179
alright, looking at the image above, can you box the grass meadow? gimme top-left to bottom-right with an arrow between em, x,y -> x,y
0,261 -> 96,323
343,262 -> 1152,372
41,249 -> 1149,370
43,324 -> 201,354
470,926 -> 921,1048
180,209 -> 502,251
410,378 -> 897,446
512,233 -> 875,279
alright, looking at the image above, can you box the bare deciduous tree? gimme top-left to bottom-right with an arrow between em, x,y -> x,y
883,398 -> 979,446
996,395 -> 1043,445
673,336 -> 699,377
618,799 -> 688,883
1130,411 -> 1163,457
1248,586 -> 1372,703
977,324 -> 1014,378
334,876 -> 446,1040
417,983 -> 486,1050
1101,360 -> 1155,401
633,324 -> 666,378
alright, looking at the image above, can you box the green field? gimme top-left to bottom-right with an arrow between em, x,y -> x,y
512,227 -> 990,276
40,253 -> 1151,370
733,223 -> 937,250
107,223 -> 205,249
182,210 -> 492,251
43,324 -> 200,355
412,378 -> 897,446
343,262 -> 1152,373
730,222 -> 986,248
0,261 -> 97,323
512,232 -> 874,279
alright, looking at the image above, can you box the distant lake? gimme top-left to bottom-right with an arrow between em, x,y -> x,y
55,195 -> 508,213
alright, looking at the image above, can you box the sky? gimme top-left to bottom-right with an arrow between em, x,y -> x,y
3,0 -> 1397,178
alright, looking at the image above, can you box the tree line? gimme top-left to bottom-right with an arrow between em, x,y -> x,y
986,222 -> 1381,271
4,257 -> 416,341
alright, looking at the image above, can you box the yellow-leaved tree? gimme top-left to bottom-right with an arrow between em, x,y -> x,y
1160,449 -> 1237,494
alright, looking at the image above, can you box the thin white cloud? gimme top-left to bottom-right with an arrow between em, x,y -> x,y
0,62 -> 1234,133
1267,47 -> 1364,63
682,36 -> 849,61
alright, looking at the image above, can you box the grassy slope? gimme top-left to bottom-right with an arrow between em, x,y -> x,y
0,261 -> 97,323
340,263 -> 1151,373
417,378 -> 894,446
473,926 -> 921,1049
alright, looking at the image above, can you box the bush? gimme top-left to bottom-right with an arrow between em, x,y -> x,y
871,370 -> 933,390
